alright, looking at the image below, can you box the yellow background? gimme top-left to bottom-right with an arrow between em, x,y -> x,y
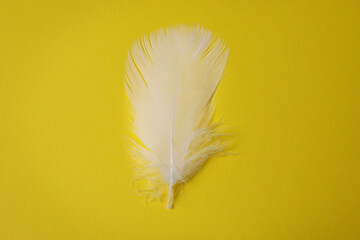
1,0 -> 360,239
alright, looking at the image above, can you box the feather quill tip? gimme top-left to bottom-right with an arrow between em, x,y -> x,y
167,186 -> 174,209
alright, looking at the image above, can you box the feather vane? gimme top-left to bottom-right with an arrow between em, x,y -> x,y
125,25 -> 229,208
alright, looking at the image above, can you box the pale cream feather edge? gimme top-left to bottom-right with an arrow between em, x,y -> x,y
124,25 -> 229,209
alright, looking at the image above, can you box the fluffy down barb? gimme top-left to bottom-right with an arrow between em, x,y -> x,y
125,25 -> 229,209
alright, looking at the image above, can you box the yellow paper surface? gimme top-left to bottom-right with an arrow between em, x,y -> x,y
1,0 -> 359,239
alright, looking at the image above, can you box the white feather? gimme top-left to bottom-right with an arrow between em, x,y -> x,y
125,25 -> 229,208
